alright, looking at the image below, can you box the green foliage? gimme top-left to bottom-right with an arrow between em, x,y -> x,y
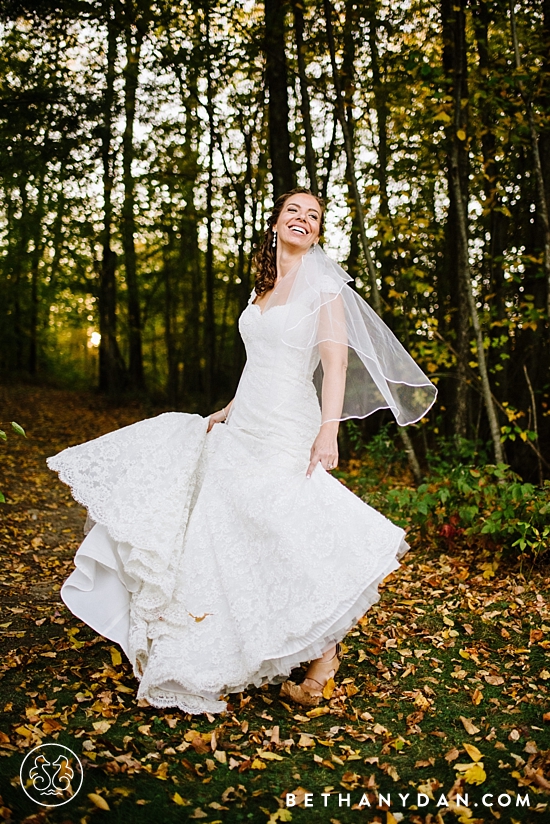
386,465 -> 549,560
343,435 -> 550,562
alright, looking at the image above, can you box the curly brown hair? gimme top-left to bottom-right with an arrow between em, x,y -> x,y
253,188 -> 326,296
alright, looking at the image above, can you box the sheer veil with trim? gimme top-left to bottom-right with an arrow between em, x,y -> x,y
257,244 -> 437,425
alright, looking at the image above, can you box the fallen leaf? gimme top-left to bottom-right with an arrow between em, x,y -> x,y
92,720 -> 112,734
463,743 -> 482,762
459,717 -> 480,735
305,706 -> 330,718
484,675 -> 504,686
322,678 -> 335,700
471,688 -> 483,706
258,751 -> 284,761
172,792 -> 190,806
110,646 -> 122,666
463,762 -> 486,785
188,612 -> 213,623
88,793 -> 110,810
444,747 -> 460,763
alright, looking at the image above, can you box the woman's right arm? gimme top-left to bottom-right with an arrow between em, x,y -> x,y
207,399 -> 234,432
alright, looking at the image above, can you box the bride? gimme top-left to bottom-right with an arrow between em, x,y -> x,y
48,188 -> 436,715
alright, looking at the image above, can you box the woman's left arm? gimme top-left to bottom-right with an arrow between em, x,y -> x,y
306,297 -> 348,478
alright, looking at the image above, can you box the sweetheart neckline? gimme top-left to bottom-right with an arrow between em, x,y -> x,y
249,302 -> 287,318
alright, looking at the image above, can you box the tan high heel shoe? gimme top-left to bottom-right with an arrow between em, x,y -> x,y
279,644 -> 342,708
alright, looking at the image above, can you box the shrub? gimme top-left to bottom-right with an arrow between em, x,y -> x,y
365,463 -> 550,561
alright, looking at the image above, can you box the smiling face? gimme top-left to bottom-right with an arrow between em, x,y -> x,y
273,193 -> 322,252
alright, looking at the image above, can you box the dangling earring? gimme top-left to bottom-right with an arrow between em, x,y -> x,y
272,230 -> 277,248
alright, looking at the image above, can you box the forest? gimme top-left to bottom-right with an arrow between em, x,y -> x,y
1,0 -> 550,483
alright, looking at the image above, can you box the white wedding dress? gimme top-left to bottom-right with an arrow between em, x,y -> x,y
48,288 -> 408,715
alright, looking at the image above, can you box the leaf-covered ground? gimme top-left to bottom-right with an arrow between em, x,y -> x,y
1,384 -> 549,824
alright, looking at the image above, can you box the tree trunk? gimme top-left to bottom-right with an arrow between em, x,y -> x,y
472,1 -> 509,398
121,4 -> 145,390
163,227 -> 178,406
509,0 -> 550,324
204,0 -> 216,406
323,0 -> 381,314
368,11 -> 393,305
28,173 -> 46,375
264,0 -> 295,197
324,0 -> 422,483
441,0 -> 471,439
443,0 -> 504,463
342,0 -> 360,282
291,0 -> 318,194
99,2 -> 126,393
320,114 -> 338,200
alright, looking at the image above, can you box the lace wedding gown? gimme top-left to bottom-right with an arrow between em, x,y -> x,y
48,289 -> 408,715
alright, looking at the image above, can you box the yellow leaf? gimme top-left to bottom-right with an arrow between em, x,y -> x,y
459,649 -> 470,659
322,678 -> 335,700
471,688 -> 483,706
269,810 -> 292,822
464,762 -> 486,785
443,616 -> 455,627
434,110 -> 451,123
172,792 -> 190,806
188,611 -> 213,623
88,793 -> 110,811
456,129 -> 467,141
463,743 -> 483,762
305,706 -> 330,718
258,750 -> 284,761
251,758 -> 267,770
110,646 -> 122,666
